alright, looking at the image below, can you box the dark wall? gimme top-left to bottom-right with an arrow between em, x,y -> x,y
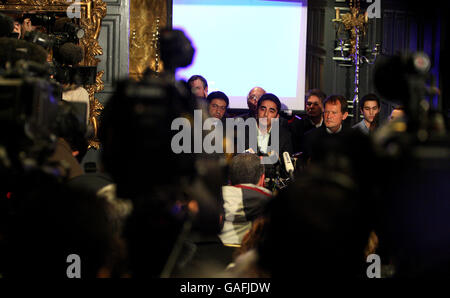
305,0 -> 446,124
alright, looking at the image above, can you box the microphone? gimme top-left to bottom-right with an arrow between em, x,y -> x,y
283,151 -> 295,180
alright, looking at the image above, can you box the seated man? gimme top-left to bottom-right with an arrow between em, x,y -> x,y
352,93 -> 381,134
321,94 -> 349,135
236,87 -> 266,120
243,93 -> 293,156
188,74 -> 208,99
219,153 -> 271,246
206,91 -> 229,121
289,89 -> 326,153
303,94 -> 349,162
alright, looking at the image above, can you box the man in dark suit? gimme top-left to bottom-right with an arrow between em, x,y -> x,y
289,89 -> 326,153
244,93 -> 293,156
234,93 -> 292,179
302,94 -> 349,164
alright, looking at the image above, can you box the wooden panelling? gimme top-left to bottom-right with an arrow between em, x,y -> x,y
96,0 -> 129,104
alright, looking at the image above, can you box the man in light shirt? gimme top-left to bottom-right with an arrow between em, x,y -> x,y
254,93 -> 293,156
352,94 -> 381,134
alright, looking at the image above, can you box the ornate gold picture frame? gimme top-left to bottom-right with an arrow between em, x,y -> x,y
0,0 -> 106,149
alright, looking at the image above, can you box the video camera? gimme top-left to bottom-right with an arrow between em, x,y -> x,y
0,59 -> 62,167
22,13 -> 84,43
23,31 -> 96,86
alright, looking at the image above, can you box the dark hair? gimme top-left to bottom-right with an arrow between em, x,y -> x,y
187,75 -> 208,89
323,95 -> 348,114
306,89 -> 327,104
360,93 -> 380,110
230,153 -> 264,185
0,13 -> 14,38
207,91 -> 229,107
257,93 -> 281,114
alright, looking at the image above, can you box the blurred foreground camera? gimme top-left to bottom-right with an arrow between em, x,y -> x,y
0,59 -> 62,168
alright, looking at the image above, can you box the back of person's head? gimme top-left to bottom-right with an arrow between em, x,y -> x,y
257,93 -> 281,114
306,89 -> 327,103
258,170 -> 374,278
360,93 -> 380,109
206,91 -> 229,107
323,94 -> 348,113
258,129 -> 379,277
53,17 -> 72,33
54,42 -> 83,66
3,175 -> 115,278
229,153 -> 264,185
187,74 -> 208,89
55,100 -> 87,155
123,191 -> 186,277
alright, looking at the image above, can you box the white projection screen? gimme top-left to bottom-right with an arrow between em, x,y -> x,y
173,0 -> 308,111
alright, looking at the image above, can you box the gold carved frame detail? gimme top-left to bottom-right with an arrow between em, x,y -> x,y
129,0 -> 169,81
0,0 -> 107,149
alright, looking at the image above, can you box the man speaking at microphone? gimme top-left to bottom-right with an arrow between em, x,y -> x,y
244,93 -> 293,157
240,93 -> 293,180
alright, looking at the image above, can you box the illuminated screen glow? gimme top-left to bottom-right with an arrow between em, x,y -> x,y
173,0 -> 308,110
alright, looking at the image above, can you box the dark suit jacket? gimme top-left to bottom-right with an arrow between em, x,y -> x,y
289,114 -> 323,154
302,125 -> 348,163
240,122 -> 293,157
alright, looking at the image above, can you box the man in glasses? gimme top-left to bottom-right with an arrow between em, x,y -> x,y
238,87 -> 266,120
289,89 -> 326,153
352,94 -> 381,135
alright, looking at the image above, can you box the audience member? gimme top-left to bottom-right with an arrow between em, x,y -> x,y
219,153 -> 271,246
389,105 -> 405,122
353,93 -> 381,134
188,74 -> 208,99
257,170 -> 374,278
302,95 -> 349,164
55,43 -> 91,125
236,87 -> 266,120
289,89 -> 326,153
47,101 -> 87,180
2,178 -> 120,278
206,91 -> 229,121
